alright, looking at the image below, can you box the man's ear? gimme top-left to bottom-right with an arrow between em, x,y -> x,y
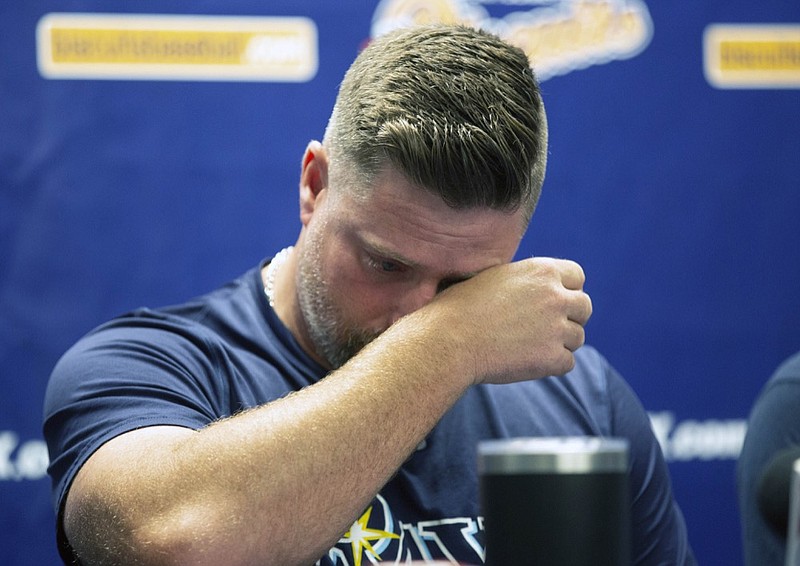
299,141 -> 329,226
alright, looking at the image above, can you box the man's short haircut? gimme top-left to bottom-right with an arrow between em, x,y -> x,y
324,24 -> 548,225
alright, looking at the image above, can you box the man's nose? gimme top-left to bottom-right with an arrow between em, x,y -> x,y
390,281 -> 439,324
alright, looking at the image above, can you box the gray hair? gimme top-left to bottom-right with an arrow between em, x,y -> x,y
324,24 -> 548,225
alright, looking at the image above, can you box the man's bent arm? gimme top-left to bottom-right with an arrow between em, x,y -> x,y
64,258 -> 589,566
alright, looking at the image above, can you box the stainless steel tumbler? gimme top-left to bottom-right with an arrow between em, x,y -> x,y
787,458 -> 800,566
479,437 -> 631,566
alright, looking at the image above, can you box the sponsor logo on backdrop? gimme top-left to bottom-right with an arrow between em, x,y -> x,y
371,0 -> 653,80
704,24 -> 800,89
649,412 -> 747,462
0,431 -> 48,481
37,13 -> 318,82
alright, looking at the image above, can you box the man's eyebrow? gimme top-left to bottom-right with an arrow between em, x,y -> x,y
360,236 -> 479,281
360,238 -> 420,269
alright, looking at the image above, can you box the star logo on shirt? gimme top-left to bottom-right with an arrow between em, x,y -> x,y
341,504 -> 400,566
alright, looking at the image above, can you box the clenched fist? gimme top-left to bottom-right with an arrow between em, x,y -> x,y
423,257 -> 592,385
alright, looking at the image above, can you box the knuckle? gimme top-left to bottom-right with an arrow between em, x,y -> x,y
559,352 -> 576,375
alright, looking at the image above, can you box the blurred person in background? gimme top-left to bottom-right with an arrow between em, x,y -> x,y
738,350 -> 800,565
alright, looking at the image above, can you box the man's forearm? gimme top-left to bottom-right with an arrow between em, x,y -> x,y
64,310 -> 473,566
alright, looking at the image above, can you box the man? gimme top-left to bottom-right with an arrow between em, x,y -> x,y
44,24 -> 695,565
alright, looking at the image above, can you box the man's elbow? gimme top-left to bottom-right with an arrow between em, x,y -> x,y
64,496 -> 245,566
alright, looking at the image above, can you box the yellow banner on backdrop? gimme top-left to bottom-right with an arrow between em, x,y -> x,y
704,24 -> 800,89
37,13 -> 318,82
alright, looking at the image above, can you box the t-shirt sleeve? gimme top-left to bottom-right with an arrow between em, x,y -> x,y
605,363 -> 697,565
42,315 -> 232,518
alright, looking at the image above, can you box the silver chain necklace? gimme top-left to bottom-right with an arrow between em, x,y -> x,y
264,246 -> 293,308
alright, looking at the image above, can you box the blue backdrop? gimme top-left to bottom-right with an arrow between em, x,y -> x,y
2,1 -> 799,564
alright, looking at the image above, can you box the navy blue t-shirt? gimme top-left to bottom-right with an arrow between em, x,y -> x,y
44,261 -> 695,565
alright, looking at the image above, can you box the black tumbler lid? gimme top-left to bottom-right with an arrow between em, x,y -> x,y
478,437 -> 629,474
